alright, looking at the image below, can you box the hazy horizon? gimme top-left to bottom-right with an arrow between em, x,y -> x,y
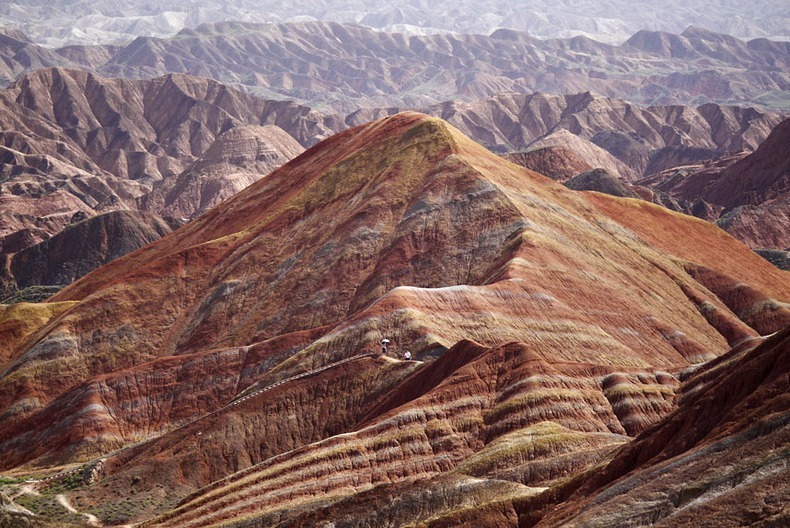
1,0 -> 787,47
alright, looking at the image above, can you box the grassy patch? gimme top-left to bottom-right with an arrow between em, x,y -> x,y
455,422 -> 590,476
1,285 -> 64,304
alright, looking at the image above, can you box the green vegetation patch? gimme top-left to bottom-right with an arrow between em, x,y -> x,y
455,422 -> 590,476
1,286 -> 64,304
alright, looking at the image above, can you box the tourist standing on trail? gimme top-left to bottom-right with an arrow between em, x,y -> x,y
381,338 -> 390,355
404,350 -> 412,360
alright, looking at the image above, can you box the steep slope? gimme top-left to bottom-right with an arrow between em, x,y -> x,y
144,340 -> 673,528
0,68 -> 332,247
656,118 -> 790,210
0,113 -> 787,526
716,198 -> 789,251
536,327 -> 790,528
0,302 -> 77,365
141,125 -> 305,219
0,211 -> 182,302
707,118 -> 790,211
755,249 -> 790,270
638,118 -> 790,249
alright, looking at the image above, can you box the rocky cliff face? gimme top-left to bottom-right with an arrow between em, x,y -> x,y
503,146 -> 593,182
0,113 -> 786,526
0,70 -> 318,299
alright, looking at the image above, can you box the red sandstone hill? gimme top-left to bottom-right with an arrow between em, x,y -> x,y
535,326 -> 790,527
502,130 -> 635,182
0,69 -> 320,299
0,113 -> 787,526
0,67 -> 782,270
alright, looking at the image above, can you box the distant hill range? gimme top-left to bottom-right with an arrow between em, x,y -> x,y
0,21 -> 788,112
0,20 -> 786,298
1,0 -> 787,47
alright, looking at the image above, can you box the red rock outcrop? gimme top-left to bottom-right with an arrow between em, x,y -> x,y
503,146 -> 593,182
563,169 -> 640,199
706,118 -> 790,209
0,113 -> 787,526
503,130 -> 636,181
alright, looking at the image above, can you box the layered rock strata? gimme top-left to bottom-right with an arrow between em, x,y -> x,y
0,113 -> 787,526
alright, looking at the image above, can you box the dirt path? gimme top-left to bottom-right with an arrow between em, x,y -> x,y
56,493 -> 101,526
